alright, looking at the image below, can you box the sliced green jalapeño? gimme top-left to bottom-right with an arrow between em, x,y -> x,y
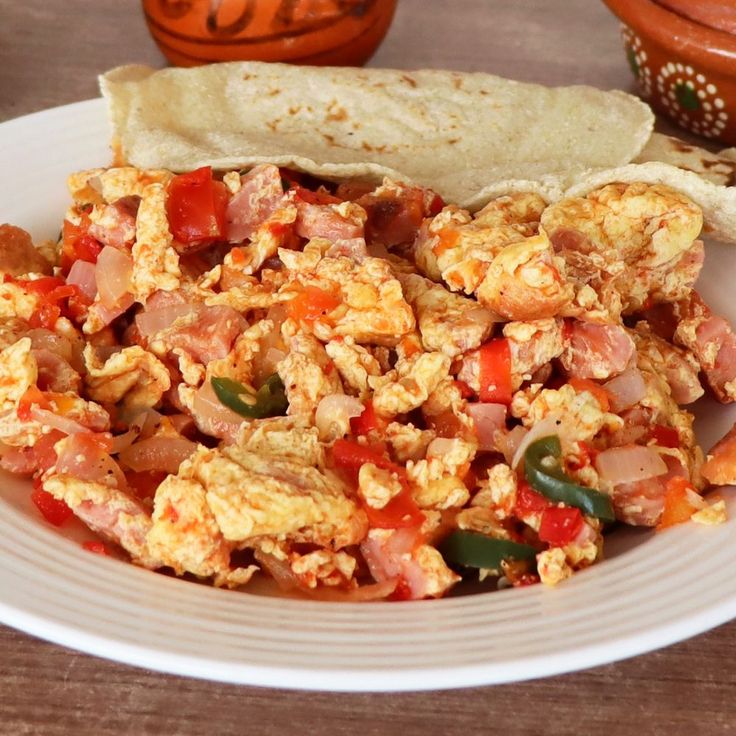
211,373 -> 288,419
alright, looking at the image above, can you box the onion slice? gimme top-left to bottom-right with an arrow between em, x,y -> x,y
511,415 -> 562,469
467,403 -> 507,451
29,407 -> 89,436
314,394 -> 364,441
96,246 -> 133,309
603,369 -> 647,413
136,303 -> 199,337
66,260 -> 98,301
595,445 -> 668,485
119,436 -> 197,475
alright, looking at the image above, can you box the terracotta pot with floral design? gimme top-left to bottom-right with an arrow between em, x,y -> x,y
142,0 -> 398,67
603,0 -> 736,144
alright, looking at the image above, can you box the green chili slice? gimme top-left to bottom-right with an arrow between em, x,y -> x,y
523,435 -> 615,522
439,530 -> 536,571
211,373 -> 288,419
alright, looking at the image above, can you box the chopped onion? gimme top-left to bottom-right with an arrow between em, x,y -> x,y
66,260 -> 98,301
604,368 -> 647,413
119,436 -> 197,474
595,445 -> 668,485
191,381 -> 244,443
497,425 -> 528,466
136,303 -> 199,337
92,292 -> 135,327
511,415 -> 562,469
467,403 -> 507,451
315,393 -> 364,441
96,246 -> 133,309
29,407 -> 88,435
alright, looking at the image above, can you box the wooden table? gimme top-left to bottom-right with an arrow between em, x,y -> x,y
2,1 -> 735,734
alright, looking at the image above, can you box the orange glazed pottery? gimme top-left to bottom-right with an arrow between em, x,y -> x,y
142,0 -> 398,67
603,0 -> 736,144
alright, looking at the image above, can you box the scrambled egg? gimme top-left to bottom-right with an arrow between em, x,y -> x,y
278,332 -> 343,418
325,336 -> 382,397
0,338 -> 36,412
182,444 -> 367,549
131,183 -> 181,300
370,351 -> 450,416
84,344 -> 171,413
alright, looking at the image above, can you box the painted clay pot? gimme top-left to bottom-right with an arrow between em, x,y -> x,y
142,0 -> 398,67
604,0 -> 736,144
655,0 -> 736,36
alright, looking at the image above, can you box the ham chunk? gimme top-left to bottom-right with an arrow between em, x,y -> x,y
225,164 -> 284,242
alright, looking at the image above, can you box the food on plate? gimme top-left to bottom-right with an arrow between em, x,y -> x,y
0,159 -> 729,600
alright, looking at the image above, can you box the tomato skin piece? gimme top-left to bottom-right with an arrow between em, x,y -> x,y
514,480 -> 551,517
31,488 -> 73,527
350,401 -> 380,436
657,477 -> 698,530
82,540 -> 108,555
538,506 -> 584,546
568,378 -> 610,412
332,439 -> 403,477
287,286 -> 341,322
364,487 -> 425,529
479,338 -> 513,404
166,167 -> 228,246
651,424 -> 680,449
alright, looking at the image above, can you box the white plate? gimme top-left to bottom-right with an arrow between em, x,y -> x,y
1,99 -> 736,692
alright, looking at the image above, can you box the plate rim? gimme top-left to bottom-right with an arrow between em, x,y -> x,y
1,98 -> 735,692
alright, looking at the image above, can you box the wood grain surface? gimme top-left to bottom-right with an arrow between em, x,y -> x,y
1,1 -> 735,734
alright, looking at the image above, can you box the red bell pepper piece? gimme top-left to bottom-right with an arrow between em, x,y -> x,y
31,488 -> 73,527
479,338 -> 513,404
538,505 -> 584,546
350,401 -> 380,436
166,166 -> 228,246
514,480 -> 551,517
651,424 -> 680,449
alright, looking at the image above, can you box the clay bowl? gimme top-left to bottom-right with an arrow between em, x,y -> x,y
603,0 -> 736,144
142,0 -> 398,67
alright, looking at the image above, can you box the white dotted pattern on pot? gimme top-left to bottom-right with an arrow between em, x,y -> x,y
656,62 -> 728,138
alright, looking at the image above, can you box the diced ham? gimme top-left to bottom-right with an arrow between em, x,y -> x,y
561,321 -> 635,380
225,164 -> 284,242
294,201 -> 365,241
611,453 -> 687,526
166,305 -> 246,364
0,224 -> 52,276
673,292 -> 736,403
33,348 -> 81,393
88,197 -> 139,249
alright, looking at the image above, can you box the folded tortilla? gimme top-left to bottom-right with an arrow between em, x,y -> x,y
100,62 -> 736,244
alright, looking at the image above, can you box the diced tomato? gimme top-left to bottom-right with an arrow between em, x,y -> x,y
166,166 -> 228,246
31,488 -> 73,527
388,578 -> 414,601
568,377 -> 610,412
287,286 -> 341,322
17,386 -> 50,421
479,338 -> 513,404
125,470 -> 167,500
514,480 -> 551,517
29,302 -> 61,330
82,540 -> 108,555
229,246 -> 246,265
434,228 -> 459,256
293,184 -> 342,205
61,213 -> 102,273
364,486 -> 425,529
332,439 -> 404,478
350,401 -> 381,436
426,409 -> 466,439
539,505 -> 584,546
566,441 -> 598,471
31,430 -> 65,473
651,424 -> 680,449
453,380 -> 475,399
657,477 -> 698,530
428,193 -> 445,216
